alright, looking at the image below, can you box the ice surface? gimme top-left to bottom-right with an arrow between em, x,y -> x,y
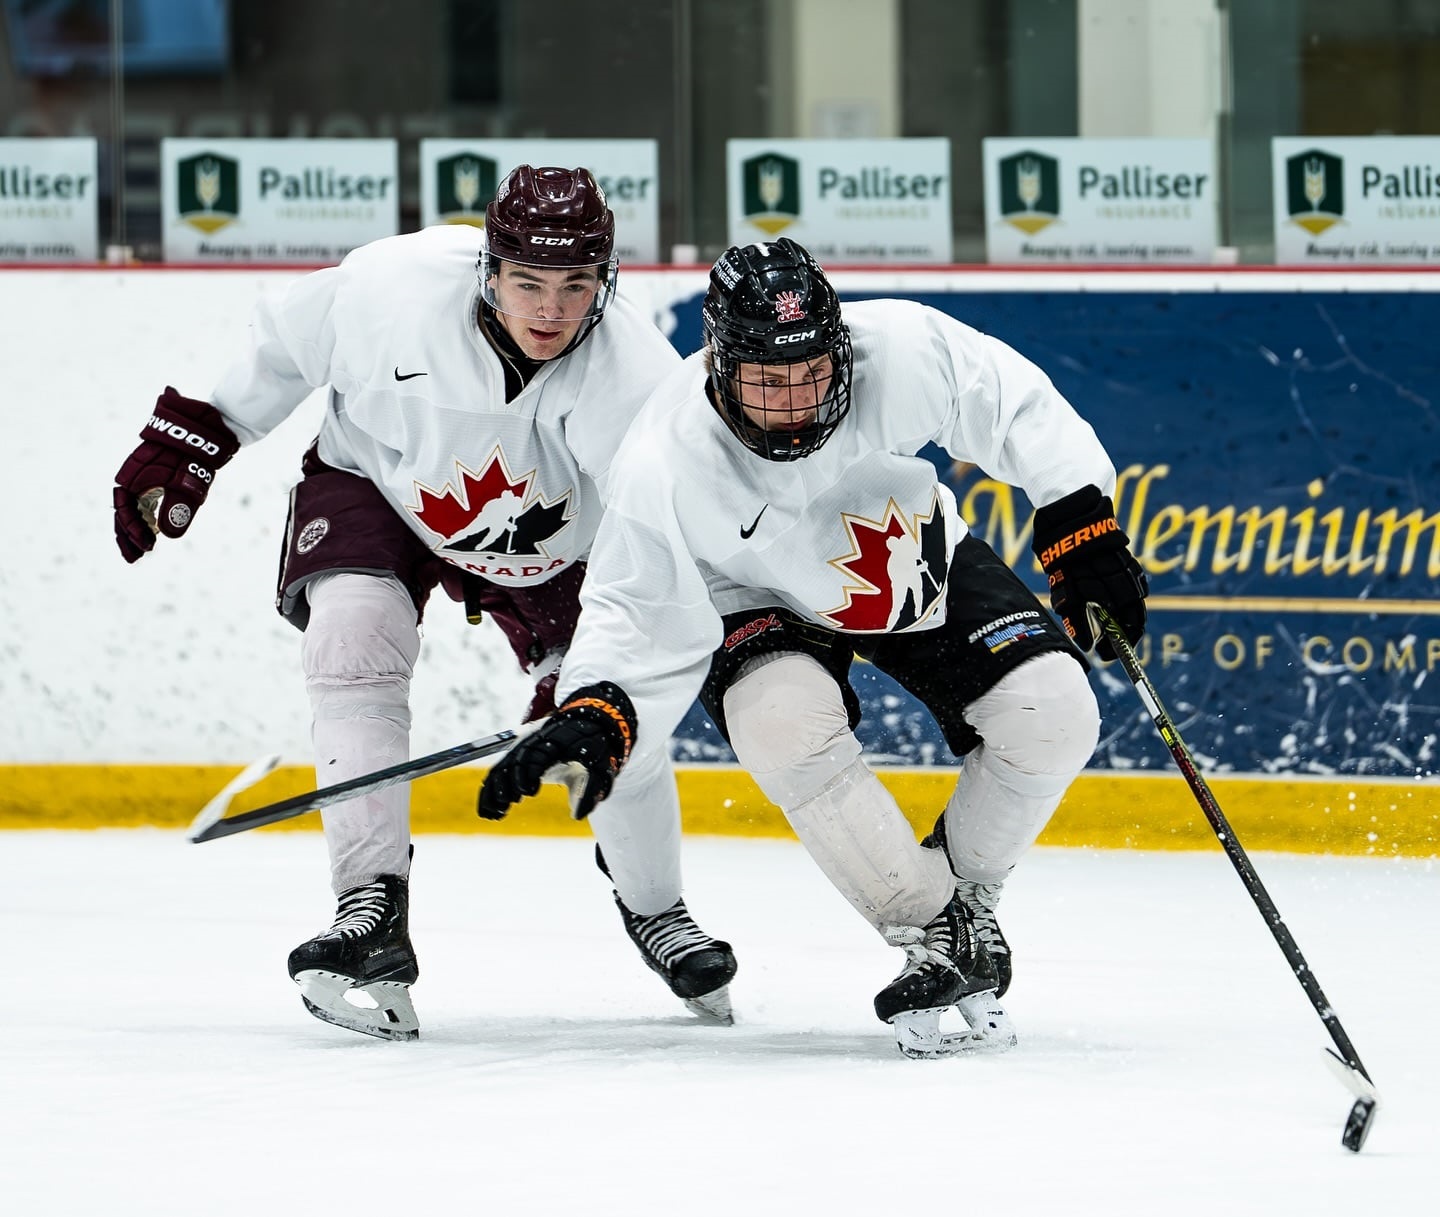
2,831 -> 1435,1215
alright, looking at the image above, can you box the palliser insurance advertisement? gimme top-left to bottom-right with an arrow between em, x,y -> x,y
162,138 -> 398,263
1273,136 -> 1440,265
983,137 -> 1217,264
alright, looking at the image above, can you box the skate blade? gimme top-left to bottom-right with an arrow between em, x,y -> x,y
683,984 -> 735,1025
294,969 -> 419,1041
889,992 -> 1017,1059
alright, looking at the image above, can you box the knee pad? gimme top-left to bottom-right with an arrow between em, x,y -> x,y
965,651 -> 1099,790
303,573 -> 420,724
301,575 -> 420,890
942,653 -> 1100,882
725,652 -> 861,808
787,758 -> 956,931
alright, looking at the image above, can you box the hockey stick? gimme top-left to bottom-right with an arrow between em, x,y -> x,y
186,730 -> 518,844
1086,604 -> 1380,1153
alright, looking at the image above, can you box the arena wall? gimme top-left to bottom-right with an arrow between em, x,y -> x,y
4,264 -> 1436,855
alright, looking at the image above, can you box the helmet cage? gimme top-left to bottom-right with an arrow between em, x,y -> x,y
708,332 -> 853,462
702,239 -> 853,461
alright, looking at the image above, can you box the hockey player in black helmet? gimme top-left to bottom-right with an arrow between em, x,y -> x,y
701,237 -> 854,460
480,236 -> 1147,1058
111,166 -> 737,1040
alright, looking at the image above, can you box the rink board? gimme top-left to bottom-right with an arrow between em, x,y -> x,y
5,266 -> 1438,856
3,763 -> 1436,857
661,277 -> 1440,781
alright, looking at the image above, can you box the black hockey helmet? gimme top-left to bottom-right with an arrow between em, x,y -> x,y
702,238 -> 853,461
478,165 -> 619,327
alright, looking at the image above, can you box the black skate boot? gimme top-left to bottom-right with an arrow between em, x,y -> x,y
874,895 -> 1015,1059
954,878 -> 1011,997
287,873 -> 419,1041
923,814 -> 1013,997
598,847 -> 736,1023
614,894 -> 738,1022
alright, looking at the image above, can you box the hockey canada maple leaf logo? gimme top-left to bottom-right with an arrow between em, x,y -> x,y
406,447 -> 572,559
819,491 -> 949,632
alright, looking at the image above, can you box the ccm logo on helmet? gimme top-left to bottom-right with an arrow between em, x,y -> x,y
772,329 -> 818,345
529,236 -> 576,246
147,416 -> 223,457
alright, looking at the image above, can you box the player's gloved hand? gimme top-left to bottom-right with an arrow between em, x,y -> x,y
113,387 -> 240,563
478,681 -> 637,821
523,648 -> 566,723
1031,484 -> 1148,661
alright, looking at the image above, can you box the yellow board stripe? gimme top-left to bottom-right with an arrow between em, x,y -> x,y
1145,594 -> 1440,615
2,764 -> 1436,857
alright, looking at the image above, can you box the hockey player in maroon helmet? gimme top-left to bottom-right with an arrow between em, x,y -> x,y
480,237 -> 1146,1058
479,164 -> 618,360
111,166 -> 737,1040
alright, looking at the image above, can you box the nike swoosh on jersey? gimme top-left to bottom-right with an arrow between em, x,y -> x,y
740,504 -> 769,539
394,367 -> 428,381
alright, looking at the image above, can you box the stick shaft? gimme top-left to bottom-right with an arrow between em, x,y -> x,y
1090,606 -> 1371,1081
190,730 -> 517,843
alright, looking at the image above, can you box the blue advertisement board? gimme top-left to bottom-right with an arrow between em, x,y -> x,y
664,286 -> 1440,778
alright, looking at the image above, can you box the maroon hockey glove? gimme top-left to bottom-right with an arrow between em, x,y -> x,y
1031,485 -> 1148,661
478,681 -> 637,821
523,650 -> 565,723
113,388 -> 240,563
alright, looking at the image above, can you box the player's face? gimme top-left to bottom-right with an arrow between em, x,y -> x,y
489,262 -> 602,360
730,354 -> 835,434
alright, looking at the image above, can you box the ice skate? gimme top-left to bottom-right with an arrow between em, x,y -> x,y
954,877 -> 1011,997
287,874 -> 419,1041
595,846 -> 736,1022
923,815 -> 1013,997
874,895 -> 1016,1059
614,894 -> 738,1023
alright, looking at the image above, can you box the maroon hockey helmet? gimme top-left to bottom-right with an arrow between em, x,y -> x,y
484,165 -> 616,270
478,165 -> 620,340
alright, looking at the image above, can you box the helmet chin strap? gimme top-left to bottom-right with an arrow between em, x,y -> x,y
476,260 -> 610,368
476,299 -> 547,401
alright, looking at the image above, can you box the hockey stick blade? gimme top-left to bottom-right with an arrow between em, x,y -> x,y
185,753 -> 282,843
1086,603 -> 1380,1152
187,730 -> 518,844
1324,1048 -> 1381,1152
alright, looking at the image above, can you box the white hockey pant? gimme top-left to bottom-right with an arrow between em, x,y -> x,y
726,650 -> 1100,931
725,653 -> 954,932
302,573 -> 420,894
585,744 -> 686,917
939,651 -> 1100,884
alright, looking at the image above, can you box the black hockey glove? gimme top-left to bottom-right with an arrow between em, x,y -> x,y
477,681 -> 637,821
1031,485 -> 1148,661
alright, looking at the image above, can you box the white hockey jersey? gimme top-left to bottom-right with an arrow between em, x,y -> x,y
208,225 -> 680,586
561,298 -> 1117,771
